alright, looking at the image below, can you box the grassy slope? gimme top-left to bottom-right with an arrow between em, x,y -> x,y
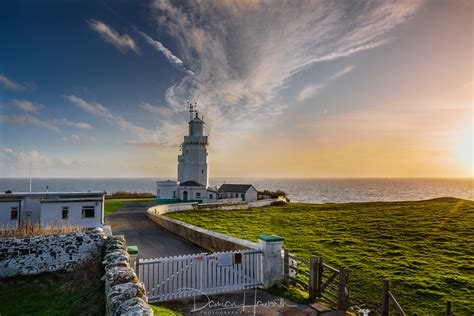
0,260 -> 104,315
166,200 -> 474,315
104,198 -> 156,215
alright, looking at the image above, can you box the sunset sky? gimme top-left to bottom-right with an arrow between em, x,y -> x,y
0,0 -> 472,178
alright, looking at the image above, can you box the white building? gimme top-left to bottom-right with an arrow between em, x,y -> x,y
0,191 -> 106,230
157,104 -> 257,203
217,184 -> 258,202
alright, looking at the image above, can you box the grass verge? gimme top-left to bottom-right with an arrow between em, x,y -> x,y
166,199 -> 474,315
105,198 -> 156,215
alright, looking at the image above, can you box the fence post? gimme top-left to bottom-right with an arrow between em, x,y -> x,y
283,249 -> 290,286
445,301 -> 452,316
257,235 -> 285,288
338,266 -> 349,311
309,256 -> 318,300
381,280 -> 390,316
316,258 -> 324,297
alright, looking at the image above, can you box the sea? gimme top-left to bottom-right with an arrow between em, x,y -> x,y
0,178 -> 472,203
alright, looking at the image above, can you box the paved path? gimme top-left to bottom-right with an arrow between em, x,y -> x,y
105,203 -> 205,259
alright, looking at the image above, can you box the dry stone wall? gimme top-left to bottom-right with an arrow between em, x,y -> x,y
0,230 -> 105,278
103,235 -> 153,316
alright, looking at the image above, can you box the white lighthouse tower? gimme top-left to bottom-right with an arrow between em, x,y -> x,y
177,103 -> 209,187
156,102 -> 216,203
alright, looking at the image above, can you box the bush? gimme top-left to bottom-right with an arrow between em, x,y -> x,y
106,191 -> 155,199
258,189 -> 287,198
271,200 -> 288,206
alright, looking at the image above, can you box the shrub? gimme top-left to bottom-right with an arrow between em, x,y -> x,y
106,191 -> 156,199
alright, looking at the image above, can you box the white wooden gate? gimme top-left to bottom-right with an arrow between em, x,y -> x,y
137,249 -> 263,302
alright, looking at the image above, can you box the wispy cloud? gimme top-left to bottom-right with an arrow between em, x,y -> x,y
139,102 -> 172,117
88,19 -> 139,54
12,99 -> 43,112
0,74 -> 35,91
0,114 -> 59,132
136,29 -> 195,75
151,1 -> 423,135
56,118 -> 93,130
1,148 -> 78,168
298,65 -> 356,101
125,140 -> 169,148
64,95 -> 181,147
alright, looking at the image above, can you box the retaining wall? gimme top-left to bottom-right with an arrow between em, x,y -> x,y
0,230 -> 106,278
146,199 -> 278,252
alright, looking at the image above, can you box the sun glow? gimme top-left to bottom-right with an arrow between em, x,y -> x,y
454,121 -> 473,176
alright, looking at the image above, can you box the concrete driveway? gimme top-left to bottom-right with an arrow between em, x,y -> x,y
105,202 -> 205,259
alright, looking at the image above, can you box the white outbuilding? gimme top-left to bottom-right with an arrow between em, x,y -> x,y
0,191 -> 106,230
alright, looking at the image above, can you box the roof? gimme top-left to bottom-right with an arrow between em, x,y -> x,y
41,197 -> 103,203
190,116 -> 204,123
179,181 -> 204,187
0,191 -> 106,201
218,184 -> 255,193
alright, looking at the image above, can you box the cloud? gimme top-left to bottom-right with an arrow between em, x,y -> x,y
125,140 -> 169,148
150,0 -> 423,135
297,65 -> 356,101
56,118 -> 93,130
139,102 -> 172,117
0,148 -> 79,168
64,95 -> 182,146
136,29 -> 195,75
0,114 -> 59,132
297,84 -> 324,102
12,99 -> 43,112
0,74 -> 35,91
88,19 -> 139,54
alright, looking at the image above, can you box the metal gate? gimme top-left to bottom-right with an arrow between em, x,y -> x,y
137,249 -> 263,302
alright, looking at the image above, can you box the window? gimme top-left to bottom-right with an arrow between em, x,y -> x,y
241,193 -> 245,198
82,206 -> 95,218
202,169 -> 204,174
173,190 -> 176,198
62,207 -> 69,220
10,207 -> 18,220
209,194 -> 213,199
196,192 -> 201,198
186,150 -> 188,154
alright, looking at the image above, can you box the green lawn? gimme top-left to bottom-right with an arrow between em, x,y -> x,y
166,200 -> 474,315
105,198 -> 156,215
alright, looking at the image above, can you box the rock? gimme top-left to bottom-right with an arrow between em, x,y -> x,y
107,282 -> 148,314
104,266 -> 138,287
114,297 -> 153,316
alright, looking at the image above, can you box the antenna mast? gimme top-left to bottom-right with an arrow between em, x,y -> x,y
29,163 -> 32,192
187,101 -> 195,121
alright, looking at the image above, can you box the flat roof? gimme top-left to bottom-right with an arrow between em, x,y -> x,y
41,197 -> 103,203
0,191 -> 106,199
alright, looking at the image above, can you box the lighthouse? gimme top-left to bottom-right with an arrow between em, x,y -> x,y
156,102 -> 258,203
177,107 -> 209,187
156,103 -> 216,203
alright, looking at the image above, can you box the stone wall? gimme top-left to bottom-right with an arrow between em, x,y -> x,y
103,235 -> 153,316
0,230 -> 105,278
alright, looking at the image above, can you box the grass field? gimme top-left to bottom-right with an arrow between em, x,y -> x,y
166,199 -> 474,315
104,198 -> 156,215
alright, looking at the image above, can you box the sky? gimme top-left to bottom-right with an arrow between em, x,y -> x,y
0,0 -> 472,178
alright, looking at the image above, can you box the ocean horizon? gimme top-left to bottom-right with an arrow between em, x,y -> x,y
1,177 -> 472,204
